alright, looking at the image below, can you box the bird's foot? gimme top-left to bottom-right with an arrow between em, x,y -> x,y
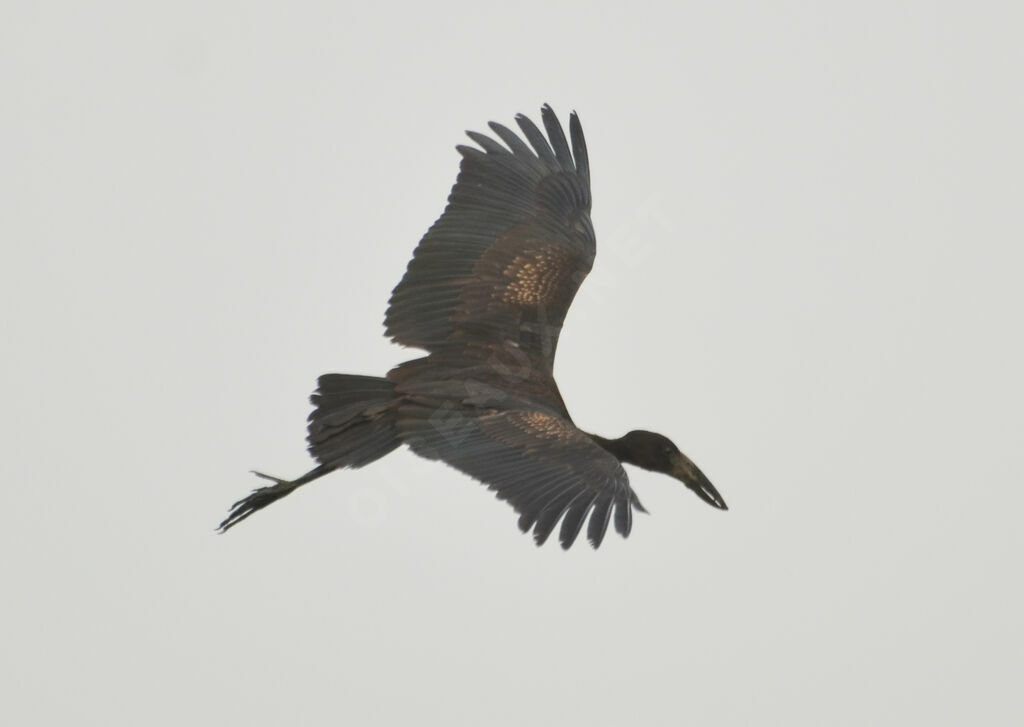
217,472 -> 300,532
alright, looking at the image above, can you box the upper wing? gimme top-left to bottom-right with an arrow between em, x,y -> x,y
385,104 -> 594,373
396,402 -> 645,549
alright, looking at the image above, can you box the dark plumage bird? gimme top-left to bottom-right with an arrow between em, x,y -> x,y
219,104 -> 727,548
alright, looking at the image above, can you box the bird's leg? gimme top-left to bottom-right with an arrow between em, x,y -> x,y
217,464 -> 334,532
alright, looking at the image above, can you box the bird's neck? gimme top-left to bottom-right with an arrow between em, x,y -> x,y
587,433 -> 635,465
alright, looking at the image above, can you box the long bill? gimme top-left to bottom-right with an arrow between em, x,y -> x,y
671,453 -> 728,510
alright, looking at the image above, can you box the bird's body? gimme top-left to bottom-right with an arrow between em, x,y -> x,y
220,105 -> 726,548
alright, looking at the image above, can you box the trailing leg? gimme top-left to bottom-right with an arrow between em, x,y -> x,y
218,465 -> 334,532
218,374 -> 400,532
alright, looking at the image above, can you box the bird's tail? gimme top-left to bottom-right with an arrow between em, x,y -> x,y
305,374 -> 401,468
218,374 -> 400,532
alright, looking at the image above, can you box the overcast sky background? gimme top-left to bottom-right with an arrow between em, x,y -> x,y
4,2 -> 1022,725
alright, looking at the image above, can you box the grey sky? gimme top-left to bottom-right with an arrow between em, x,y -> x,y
3,2 -> 1022,725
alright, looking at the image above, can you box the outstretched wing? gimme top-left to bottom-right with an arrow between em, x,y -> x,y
385,104 -> 594,372
396,403 -> 645,549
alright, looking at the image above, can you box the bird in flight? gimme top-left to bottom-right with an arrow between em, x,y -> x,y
219,104 -> 727,548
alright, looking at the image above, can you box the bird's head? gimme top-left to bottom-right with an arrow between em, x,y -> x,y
618,430 -> 728,510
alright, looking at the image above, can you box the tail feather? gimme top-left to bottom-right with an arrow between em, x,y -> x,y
306,374 -> 400,468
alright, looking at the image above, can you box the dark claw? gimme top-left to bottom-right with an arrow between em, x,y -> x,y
217,472 -> 297,532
